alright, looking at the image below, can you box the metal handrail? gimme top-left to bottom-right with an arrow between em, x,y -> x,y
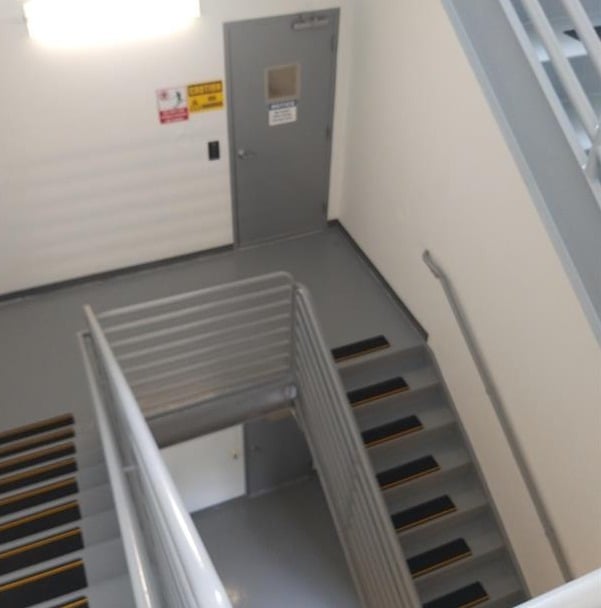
516,568 -> 601,607
83,306 -> 233,608
422,250 -> 572,581
508,0 -> 601,209
84,272 -> 421,608
293,285 -> 420,608
79,333 -> 161,608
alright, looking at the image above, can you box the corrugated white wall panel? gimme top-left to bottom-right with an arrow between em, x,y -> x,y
0,0 -> 353,294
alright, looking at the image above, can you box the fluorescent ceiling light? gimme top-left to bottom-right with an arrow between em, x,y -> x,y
23,0 -> 201,48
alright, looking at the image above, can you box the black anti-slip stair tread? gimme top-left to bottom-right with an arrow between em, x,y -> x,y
392,495 -> 457,532
51,598 -> 89,608
0,501 -> 81,544
408,538 -> 472,578
0,416 -> 75,447
362,415 -> 423,447
0,558 -> 87,608
0,527 -> 84,576
377,455 -> 440,490
347,377 -> 409,407
0,459 -> 78,495
0,445 -> 76,477
423,582 -> 489,608
0,430 -> 76,461
332,335 -> 390,362
0,478 -> 79,517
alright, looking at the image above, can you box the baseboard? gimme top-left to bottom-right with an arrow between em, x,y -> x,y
328,220 -> 429,341
0,245 -> 235,306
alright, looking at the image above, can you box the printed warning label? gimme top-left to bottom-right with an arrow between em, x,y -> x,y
188,81 -> 225,113
269,100 -> 298,126
157,87 -> 189,124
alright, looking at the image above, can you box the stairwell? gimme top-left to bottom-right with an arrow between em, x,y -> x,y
0,415 -> 135,607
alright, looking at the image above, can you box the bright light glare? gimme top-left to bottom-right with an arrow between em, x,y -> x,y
23,0 -> 201,48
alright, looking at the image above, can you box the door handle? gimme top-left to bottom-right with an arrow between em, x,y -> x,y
237,149 -> 257,160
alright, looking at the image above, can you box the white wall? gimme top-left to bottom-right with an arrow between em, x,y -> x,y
339,0 -> 601,592
0,0 -> 352,294
161,425 -> 245,514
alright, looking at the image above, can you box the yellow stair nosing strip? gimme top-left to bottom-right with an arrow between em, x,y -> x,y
0,415 -> 74,442
0,458 -> 77,486
459,596 -> 489,608
365,424 -> 424,448
395,506 -> 457,533
0,501 -> 79,532
335,344 -> 390,363
381,464 -> 441,491
0,528 -> 81,560
0,430 -> 75,459
0,444 -> 75,471
60,600 -> 88,608
0,477 -> 77,507
351,386 -> 409,408
0,559 -> 83,592
412,550 -> 473,578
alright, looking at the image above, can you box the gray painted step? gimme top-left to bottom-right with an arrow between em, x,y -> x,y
338,346 -> 430,386
339,335 -> 526,606
0,462 -> 108,505
417,553 -> 522,605
352,382 -> 444,432
0,536 -> 127,588
0,482 -> 115,529
25,573 -> 135,608
0,508 -> 120,555
370,426 -> 468,479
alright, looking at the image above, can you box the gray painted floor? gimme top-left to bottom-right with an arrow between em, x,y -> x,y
0,225 -> 424,607
193,476 -> 361,608
0,226 -> 421,430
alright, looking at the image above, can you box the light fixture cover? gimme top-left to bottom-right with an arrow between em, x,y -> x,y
23,0 -> 201,48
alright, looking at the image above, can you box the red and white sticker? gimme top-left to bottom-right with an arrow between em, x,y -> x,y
157,87 -> 189,124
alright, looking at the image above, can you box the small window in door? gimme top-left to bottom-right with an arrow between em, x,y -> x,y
266,64 -> 301,102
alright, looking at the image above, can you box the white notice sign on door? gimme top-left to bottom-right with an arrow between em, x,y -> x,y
269,100 -> 298,126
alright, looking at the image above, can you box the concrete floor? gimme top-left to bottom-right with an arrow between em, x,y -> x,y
193,475 -> 361,608
0,226 -> 422,430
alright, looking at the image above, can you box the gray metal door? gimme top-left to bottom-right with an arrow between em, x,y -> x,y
225,10 -> 339,245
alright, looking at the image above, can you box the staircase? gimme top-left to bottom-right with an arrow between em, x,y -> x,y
331,336 -> 528,608
0,414 -> 134,607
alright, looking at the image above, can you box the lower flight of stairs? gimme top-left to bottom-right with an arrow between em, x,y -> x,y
0,414 -> 134,608
331,336 -> 529,608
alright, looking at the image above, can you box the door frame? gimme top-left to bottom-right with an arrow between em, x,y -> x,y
224,9 -> 340,247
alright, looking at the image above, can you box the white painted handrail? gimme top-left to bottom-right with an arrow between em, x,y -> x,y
516,569 -> 601,608
511,0 -> 601,208
83,306 -> 232,608
521,0 -> 598,139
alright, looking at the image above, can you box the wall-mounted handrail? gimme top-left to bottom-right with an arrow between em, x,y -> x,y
516,568 -> 601,608
83,306 -> 233,608
422,250 -> 573,581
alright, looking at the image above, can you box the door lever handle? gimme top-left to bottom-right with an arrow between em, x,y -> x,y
237,149 -> 257,160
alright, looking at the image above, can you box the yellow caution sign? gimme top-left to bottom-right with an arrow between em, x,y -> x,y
188,81 -> 225,113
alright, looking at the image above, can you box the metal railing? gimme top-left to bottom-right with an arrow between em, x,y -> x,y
96,273 -> 295,417
293,285 -> 420,608
82,272 -> 420,608
502,0 -> 601,207
422,250 -> 572,581
81,311 -> 233,608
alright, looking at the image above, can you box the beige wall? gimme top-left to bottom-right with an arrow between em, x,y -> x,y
0,0 -> 352,294
340,0 -> 601,592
